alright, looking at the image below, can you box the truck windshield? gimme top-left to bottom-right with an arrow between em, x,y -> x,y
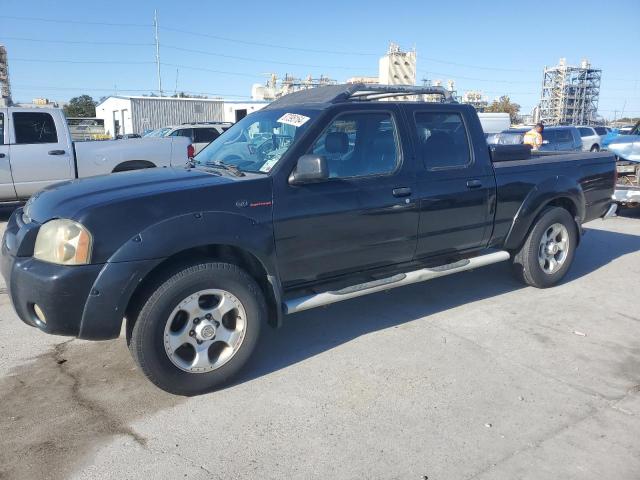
143,127 -> 172,137
194,109 -> 317,174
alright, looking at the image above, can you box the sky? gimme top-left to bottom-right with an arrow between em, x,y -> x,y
1,0 -> 639,120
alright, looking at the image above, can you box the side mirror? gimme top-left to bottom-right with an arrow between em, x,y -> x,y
288,154 -> 329,185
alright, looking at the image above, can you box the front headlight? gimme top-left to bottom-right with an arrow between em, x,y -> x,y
34,219 -> 93,265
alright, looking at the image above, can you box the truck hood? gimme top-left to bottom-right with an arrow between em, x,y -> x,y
23,166 -> 273,263
608,135 -> 640,162
25,167 -> 236,223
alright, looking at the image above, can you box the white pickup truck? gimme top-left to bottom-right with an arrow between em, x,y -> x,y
0,106 -> 191,204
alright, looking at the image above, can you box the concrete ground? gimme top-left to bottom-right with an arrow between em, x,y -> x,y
0,209 -> 639,480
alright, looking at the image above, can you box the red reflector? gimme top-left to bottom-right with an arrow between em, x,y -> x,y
187,144 -> 195,158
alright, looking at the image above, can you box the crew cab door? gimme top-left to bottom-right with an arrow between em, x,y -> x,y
273,106 -> 419,287
8,109 -> 74,198
0,109 -> 17,202
406,105 -> 496,259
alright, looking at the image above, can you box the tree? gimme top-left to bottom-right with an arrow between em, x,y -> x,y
63,95 -> 97,117
485,95 -> 521,124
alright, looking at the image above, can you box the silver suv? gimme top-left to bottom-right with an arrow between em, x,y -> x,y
144,122 -> 232,155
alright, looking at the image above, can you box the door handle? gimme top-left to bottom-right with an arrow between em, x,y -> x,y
392,187 -> 412,197
0,153 -> 5,158
48,149 -> 66,155
466,179 -> 482,189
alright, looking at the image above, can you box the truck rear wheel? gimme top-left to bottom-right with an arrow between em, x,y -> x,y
129,262 -> 266,396
511,207 -> 577,288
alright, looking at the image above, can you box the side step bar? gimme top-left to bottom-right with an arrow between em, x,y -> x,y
284,250 -> 511,315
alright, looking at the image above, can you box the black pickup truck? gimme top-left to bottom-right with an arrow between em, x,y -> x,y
1,85 -> 617,395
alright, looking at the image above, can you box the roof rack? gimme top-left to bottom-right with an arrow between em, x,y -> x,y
347,84 -> 455,103
265,83 -> 456,109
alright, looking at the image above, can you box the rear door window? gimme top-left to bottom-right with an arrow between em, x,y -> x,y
594,127 -> 607,135
13,112 -> 58,144
578,127 -> 593,137
194,128 -> 220,144
414,112 -> 471,169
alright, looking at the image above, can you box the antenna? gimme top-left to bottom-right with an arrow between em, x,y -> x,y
154,9 -> 163,97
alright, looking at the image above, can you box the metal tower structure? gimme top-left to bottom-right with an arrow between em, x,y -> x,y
538,58 -> 601,126
0,45 -> 11,106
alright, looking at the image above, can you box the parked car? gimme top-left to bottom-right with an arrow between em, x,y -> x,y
488,126 -> 582,152
609,121 -> 640,207
577,126 -> 605,152
1,84 -> 617,395
0,107 -> 192,204
143,122 -> 233,155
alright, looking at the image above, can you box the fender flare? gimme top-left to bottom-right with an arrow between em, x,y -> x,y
79,211 -> 282,339
503,175 -> 585,251
108,211 -> 277,270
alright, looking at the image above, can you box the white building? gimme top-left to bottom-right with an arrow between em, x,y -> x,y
379,43 -> 417,85
96,96 -> 268,137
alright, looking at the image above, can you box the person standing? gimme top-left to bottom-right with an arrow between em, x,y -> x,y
523,123 -> 544,150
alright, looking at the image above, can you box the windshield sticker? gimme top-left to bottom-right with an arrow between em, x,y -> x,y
277,113 -> 310,128
259,158 -> 279,173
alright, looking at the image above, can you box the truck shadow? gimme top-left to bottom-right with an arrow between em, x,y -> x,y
240,226 -> 640,385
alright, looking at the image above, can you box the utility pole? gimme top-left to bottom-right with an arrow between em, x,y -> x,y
154,9 -> 163,97
174,67 -> 179,96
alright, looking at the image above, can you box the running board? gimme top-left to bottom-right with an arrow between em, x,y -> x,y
283,250 -> 511,315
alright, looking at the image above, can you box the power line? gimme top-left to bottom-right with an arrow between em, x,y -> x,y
11,84 -> 251,98
1,35 -> 375,70
9,57 -> 263,78
159,26 -> 378,56
421,70 -> 539,84
161,45 -> 375,71
421,57 -> 536,73
11,57 -> 155,65
1,35 -> 154,47
0,14 -> 150,28
160,62 -> 262,79
3,32 -> 639,82
0,15 -> 378,56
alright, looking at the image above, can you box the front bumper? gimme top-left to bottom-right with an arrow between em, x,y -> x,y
1,251 -> 103,336
1,208 -> 162,340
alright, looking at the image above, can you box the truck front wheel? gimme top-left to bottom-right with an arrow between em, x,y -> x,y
511,207 -> 578,288
129,262 -> 266,395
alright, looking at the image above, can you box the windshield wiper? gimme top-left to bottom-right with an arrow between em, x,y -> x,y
202,161 -> 245,177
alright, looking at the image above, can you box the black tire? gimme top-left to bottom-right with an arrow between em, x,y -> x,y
129,262 -> 266,396
590,144 -> 600,152
511,207 -> 578,288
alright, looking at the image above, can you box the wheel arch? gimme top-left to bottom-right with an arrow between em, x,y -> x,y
125,242 -> 281,334
115,211 -> 282,337
503,176 -> 585,251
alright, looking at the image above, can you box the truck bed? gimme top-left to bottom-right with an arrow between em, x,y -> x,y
489,150 -> 616,248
